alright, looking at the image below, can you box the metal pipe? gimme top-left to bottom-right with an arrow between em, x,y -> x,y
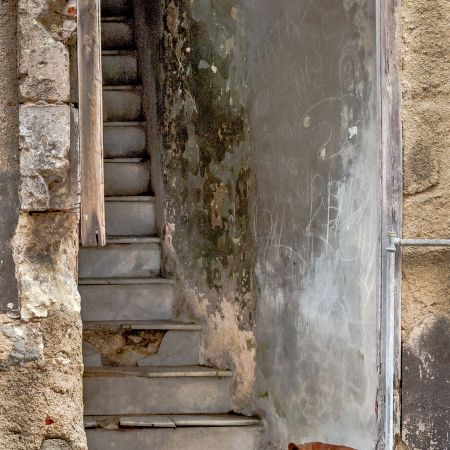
385,232 -> 397,450
395,238 -> 450,247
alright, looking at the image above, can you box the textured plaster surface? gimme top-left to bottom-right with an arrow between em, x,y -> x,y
158,1 -> 380,448
248,2 -> 379,448
401,0 -> 450,448
157,0 -> 256,412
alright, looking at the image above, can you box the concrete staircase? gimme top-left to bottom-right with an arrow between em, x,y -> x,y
78,1 -> 261,448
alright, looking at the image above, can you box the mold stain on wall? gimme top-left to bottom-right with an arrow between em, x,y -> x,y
159,0 -> 256,411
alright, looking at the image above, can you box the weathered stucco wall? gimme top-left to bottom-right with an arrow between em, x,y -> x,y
158,0 -> 380,448
158,0 -> 256,412
401,1 -> 450,448
0,1 -> 85,449
248,1 -> 379,448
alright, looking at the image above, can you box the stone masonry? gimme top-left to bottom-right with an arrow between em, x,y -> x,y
0,1 -> 85,449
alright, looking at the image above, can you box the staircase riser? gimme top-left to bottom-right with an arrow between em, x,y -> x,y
83,377 -> 231,415
103,90 -> 142,122
105,162 -> 151,196
101,22 -> 134,50
105,201 -> 156,236
80,284 -> 174,321
103,125 -> 146,159
86,427 -> 260,450
101,0 -> 130,16
103,55 -> 138,85
79,244 -> 161,278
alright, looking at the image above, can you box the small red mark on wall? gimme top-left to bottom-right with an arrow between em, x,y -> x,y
67,6 -> 76,16
289,443 -> 355,450
44,417 -> 55,426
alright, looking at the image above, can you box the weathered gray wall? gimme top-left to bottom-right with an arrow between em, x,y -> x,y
158,1 -> 380,448
0,0 -> 20,313
248,1 -> 379,448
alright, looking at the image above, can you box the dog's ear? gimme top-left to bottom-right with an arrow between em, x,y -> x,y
288,444 -> 301,450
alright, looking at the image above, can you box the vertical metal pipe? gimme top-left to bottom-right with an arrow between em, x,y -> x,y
385,232 -> 397,449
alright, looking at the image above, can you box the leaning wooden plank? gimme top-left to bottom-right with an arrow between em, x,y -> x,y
77,0 -> 106,246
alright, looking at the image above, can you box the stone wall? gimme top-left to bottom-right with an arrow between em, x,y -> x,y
0,1 -> 85,449
401,1 -> 450,448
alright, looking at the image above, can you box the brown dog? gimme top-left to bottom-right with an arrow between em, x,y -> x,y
288,443 -> 356,450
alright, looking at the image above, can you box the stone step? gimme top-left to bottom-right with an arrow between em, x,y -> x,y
83,366 -> 232,415
104,159 -> 151,196
103,122 -> 146,159
102,51 -> 138,86
101,18 -> 134,50
82,321 -> 201,367
86,423 -> 261,450
101,0 -> 131,16
79,240 -> 161,278
103,86 -> 142,122
85,413 -> 261,428
79,278 -> 175,321
105,196 -> 156,236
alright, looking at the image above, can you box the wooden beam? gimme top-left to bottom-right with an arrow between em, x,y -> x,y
77,0 -> 106,246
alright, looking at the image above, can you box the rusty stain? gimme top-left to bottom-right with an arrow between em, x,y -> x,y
44,417 -> 55,426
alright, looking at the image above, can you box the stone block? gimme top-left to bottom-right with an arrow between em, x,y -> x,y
0,322 -> 43,368
19,105 -> 79,211
41,439 -> 71,450
12,211 -> 80,320
18,0 -> 71,102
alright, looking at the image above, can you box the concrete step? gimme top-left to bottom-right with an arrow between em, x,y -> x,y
79,278 -> 175,321
82,321 -> 201,367
105,196 -> 156,236
104,159 -> 151,196
103,86 -> 142,122
103,122 -> 146,159
101,18 -> 134,50
83,366 -> 233,415
86,425 -> 260,450
102,51 -> 138,86
85,415 -> 262,450
79,240 -> 161,278
101,0 -> 131,16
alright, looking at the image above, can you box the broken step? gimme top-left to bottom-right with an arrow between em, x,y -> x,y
83,321 -> 201,367
85,416 -> 262,450
83,366 -> 233,415
105,196 -> 156,236
78,238 -> 161,278
84,413 -> 261,428
103,122 -> 146,159
79,278 -> 174,321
